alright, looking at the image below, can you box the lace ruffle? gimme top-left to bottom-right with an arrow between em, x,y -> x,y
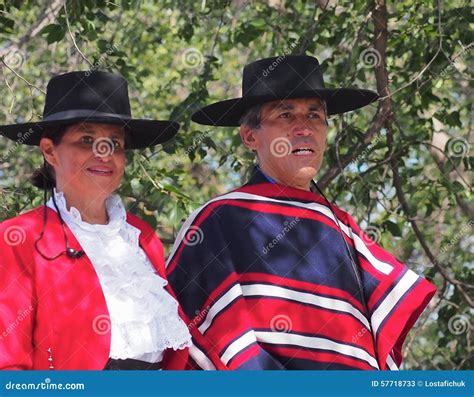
47,190 -> 192,361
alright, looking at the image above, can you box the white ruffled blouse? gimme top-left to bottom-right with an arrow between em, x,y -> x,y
46,189 -> 191,363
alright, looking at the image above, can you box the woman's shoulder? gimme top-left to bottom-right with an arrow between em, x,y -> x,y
0,206 -> 46,233
125,211 -> 155,234
0,207 -> 47,251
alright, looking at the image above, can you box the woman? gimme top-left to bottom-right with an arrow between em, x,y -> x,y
0,71 -> 223,370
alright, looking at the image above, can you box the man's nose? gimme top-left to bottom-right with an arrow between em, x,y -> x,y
292,116 -> 314,137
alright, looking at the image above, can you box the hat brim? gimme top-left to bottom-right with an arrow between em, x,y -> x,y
191,88 -> 379,127
0,116 -> 179,149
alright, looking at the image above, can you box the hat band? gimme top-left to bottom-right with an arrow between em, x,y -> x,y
42,109 -> 132,122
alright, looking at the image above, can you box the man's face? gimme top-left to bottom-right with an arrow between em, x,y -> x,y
240,98 -> 328,190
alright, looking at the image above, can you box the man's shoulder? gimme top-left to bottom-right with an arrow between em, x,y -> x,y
184,189 -> 245,223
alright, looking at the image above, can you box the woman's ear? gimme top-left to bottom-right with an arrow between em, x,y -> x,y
239,125 -> 259,151
39,137 -> 57,168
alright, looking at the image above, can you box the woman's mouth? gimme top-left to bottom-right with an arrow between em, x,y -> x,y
86,167 -> 113,176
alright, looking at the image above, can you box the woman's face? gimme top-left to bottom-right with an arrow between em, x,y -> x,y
40,123 -> 126,200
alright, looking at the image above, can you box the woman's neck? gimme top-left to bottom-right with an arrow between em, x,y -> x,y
57,189 -> 109,225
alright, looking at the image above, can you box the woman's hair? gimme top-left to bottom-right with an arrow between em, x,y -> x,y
30,125 -> 70,190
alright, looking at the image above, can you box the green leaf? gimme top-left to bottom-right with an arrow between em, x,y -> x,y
383,220 -> 402,237
40,24 -> 66,44
0,16 -> 14,33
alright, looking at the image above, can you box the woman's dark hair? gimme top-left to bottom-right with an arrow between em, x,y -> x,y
30,125 -> 70,189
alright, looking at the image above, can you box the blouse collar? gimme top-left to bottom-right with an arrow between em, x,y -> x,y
49,189 -> 127,236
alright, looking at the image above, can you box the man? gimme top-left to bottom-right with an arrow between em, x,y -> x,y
167,55 -> 436,370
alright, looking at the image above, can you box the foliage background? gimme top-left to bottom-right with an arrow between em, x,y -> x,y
0,0 -> 472,369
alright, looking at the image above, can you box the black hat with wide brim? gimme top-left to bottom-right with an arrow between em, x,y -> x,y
192,55 -> 379,126
0,71 -> 179,149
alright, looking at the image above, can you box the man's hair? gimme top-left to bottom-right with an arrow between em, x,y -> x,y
239,100 -> 328,129
239,103 -> 264,129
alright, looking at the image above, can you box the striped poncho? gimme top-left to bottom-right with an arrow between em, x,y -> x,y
166,169 -> 436,370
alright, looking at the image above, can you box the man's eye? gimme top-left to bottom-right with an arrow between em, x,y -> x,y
308,113 -> 321,119
81,136 -> 93,144
279,112 -> 291,118
113,140 -> 122,149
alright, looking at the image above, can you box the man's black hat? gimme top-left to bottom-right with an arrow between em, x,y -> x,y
192,55 -> 379,126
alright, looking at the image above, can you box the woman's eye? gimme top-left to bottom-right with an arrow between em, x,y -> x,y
279,112 -> 291,118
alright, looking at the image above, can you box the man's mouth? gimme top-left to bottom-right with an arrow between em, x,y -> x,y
291,147 -> 315,156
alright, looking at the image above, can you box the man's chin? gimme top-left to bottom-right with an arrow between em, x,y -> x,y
294,166 -> 319,182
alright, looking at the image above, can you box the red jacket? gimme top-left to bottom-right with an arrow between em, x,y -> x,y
0,207 -> 224,370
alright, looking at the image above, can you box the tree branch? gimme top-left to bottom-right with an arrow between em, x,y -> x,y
379,0 -> 443,100
317,0 -> 392,189
63,0 -> 92,66
0,0 -> 63,59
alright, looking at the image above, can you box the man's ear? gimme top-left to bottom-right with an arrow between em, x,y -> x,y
39,137 -> 58,168
240,125 -> 259,151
